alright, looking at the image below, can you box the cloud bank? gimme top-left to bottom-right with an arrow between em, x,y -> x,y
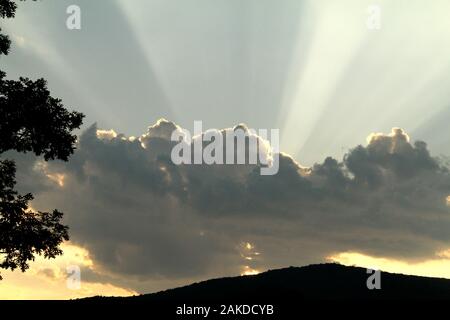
9,120 -> 450,292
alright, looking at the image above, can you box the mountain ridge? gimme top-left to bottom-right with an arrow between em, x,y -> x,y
84,263 -> 450,301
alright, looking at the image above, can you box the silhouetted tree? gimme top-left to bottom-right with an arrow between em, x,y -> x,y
0,0 -> 84,279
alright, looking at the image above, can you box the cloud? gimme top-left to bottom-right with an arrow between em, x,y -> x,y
8,120 -> 450,293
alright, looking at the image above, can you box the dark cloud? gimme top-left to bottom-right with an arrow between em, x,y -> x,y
10,121 -> 450,292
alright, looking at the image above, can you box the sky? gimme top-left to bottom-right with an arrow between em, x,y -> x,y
1,0 -> 450,299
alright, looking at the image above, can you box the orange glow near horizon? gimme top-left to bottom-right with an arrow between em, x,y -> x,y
241,266 -> 260,276
328,251 -> 450,279
0,242 -> 136,299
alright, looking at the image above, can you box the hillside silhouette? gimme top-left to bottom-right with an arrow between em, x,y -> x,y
87,263 -> 450,302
